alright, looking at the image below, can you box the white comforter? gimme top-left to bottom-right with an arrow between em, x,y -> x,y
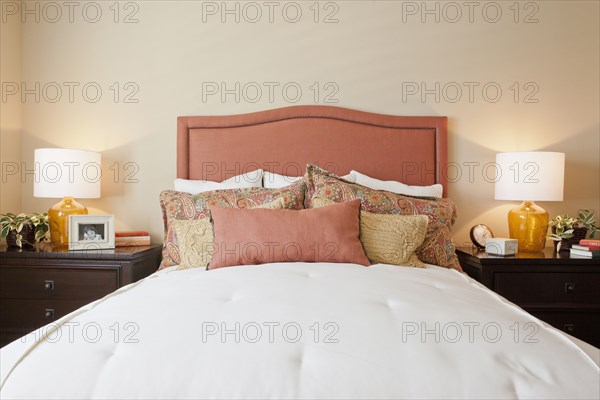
1,263 -> 598,399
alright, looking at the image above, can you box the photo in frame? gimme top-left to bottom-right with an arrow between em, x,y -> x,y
68,214 -> 115,251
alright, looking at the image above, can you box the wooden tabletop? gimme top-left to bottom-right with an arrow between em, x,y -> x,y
0,243 -> 162,261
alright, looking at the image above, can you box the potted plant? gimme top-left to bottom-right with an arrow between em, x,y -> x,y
549,209 -> 599,252
0,212 -> 50,248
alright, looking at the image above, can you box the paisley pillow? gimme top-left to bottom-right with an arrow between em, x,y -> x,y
159,180 -> 306,269
305,165 -> 461,271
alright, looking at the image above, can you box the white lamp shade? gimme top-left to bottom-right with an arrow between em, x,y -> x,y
494,152 -> 564,201
34,148 -> 101,199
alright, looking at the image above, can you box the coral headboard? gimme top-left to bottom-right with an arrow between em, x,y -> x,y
177,105 -> 448,196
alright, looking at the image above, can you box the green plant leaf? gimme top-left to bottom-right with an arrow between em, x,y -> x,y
35,225 -> 49,241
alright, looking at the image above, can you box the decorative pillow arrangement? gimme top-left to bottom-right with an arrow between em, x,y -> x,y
159,179 -> 306,269
312,197 -> 428,268
305,165 -> 461,271
173,198 -> 286,270
209,199 -> 370,269
161,165 -> 461,272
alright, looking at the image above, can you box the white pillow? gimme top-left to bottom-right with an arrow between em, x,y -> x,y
264,171 -> 356,189
174,169 -> 264,194
350,170 -> 443,198
263,171 -> 302,189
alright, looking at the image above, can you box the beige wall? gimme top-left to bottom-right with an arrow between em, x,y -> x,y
0,8 -> 22,214
2,1 -> 599,246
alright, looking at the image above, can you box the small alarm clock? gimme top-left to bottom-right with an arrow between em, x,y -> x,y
469,224 -> 494,249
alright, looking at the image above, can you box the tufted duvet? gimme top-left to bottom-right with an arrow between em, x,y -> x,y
1,262 -> 599,399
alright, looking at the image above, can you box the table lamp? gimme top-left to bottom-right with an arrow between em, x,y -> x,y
495,151 -> 564,252
34,148 -> 101,246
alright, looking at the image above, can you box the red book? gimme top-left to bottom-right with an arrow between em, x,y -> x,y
579,239 -> 600,247
116,236 -> 150,242
115,239 -> 151,247
115,231 -> 149,238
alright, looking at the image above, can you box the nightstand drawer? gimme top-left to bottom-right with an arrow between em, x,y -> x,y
528,309 -> 600,347
494,272 -> 600,306
0,267 -> 119,300
0,299 -> 92,329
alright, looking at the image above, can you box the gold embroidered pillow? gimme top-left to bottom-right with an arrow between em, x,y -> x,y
306,165 -> 461,271
313,197 -> 428,268
159,180 -> 306,269
172,219 -> 213,270
172,198 -> 286,270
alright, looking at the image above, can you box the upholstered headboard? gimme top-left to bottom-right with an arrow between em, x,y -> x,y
177,105 -> 448,196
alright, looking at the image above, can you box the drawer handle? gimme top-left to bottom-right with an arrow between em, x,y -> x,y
44,309 -> 55,319
44,280 -> 55,290
564,282 -> 575,294
563,324 -> 575,333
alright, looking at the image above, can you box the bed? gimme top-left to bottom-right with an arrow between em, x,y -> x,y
1,106 -> 598,399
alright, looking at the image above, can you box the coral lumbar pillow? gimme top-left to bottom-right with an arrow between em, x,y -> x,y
209,198 -> 370,269
312,197 -> 428,268
173,198 -> 286,270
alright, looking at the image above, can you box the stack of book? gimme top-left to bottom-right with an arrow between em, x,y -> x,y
569,239 -> 600,258
115,231 -> 151,247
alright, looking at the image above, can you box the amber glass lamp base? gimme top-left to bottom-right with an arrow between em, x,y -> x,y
48,197 -> 88,247
508,201 -> 549,252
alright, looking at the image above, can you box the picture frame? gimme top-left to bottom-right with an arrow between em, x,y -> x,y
68,214 -> 115,251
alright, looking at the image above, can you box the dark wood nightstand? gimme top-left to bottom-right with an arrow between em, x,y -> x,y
0,243 -> 162,347
456,246 -> 600,347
